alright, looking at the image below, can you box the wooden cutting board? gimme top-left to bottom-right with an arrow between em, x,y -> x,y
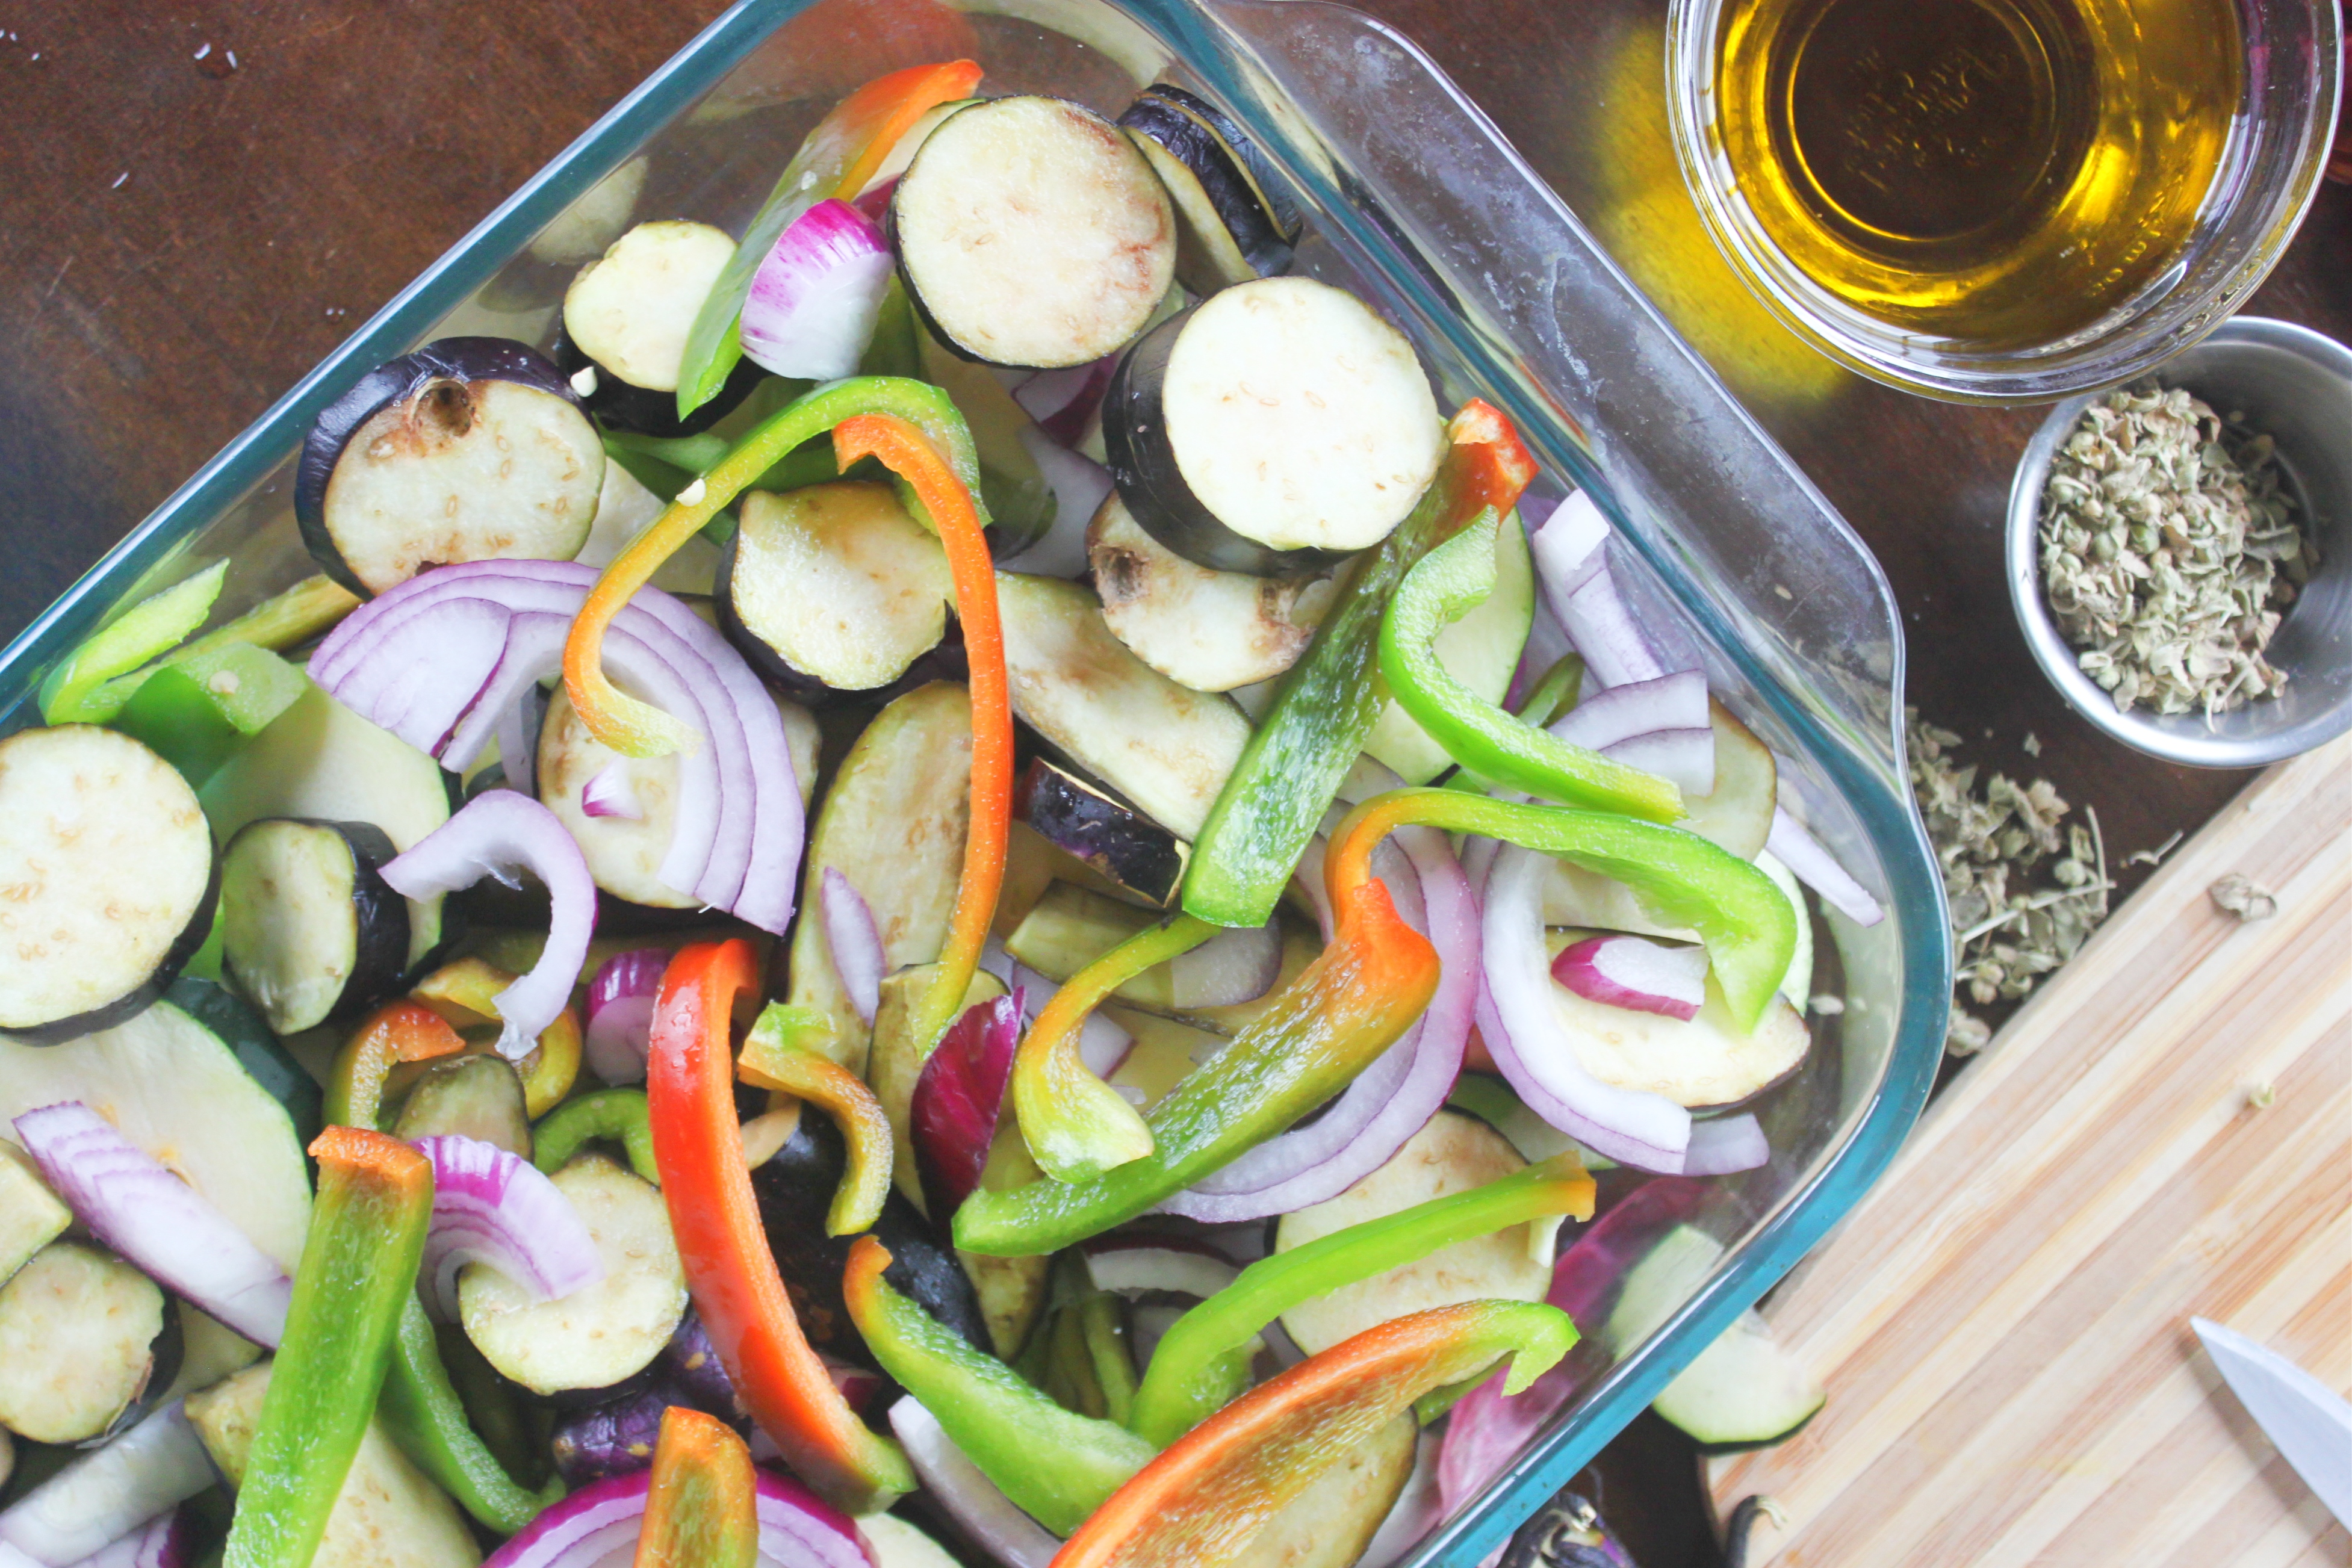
1706,734 -> 2352,1567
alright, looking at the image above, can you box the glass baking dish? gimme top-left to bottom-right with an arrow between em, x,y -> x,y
0,0 -> 1951,1560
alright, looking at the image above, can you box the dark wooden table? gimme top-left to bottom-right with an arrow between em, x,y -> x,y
4,2 -> 2345,1562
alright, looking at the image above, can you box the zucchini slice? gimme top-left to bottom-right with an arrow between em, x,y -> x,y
785,682 -> 972,1073
0,726 -> 217,1043
1105,277 -> 1444,576
556,220 -> 764,436
1274,1112 -> 1553,1356
1017,758 -> 1188,909
718,481 -> 953,695
891,96 -> 1177,369
1117,84 -> 1302,294
997,573 -> 1250,841
388,1054 -> 531,1159
296,336 -> 603,597
458,1154 -> 686,1396
1552,978 -> 1810,1112
1650,1308 -> 1826,1451
0,1241 -> 171,1445
219,819 -> 411,1035
1087,493 -> 1333,693
202,682 -> 453,972
0,1144 -> 70,1288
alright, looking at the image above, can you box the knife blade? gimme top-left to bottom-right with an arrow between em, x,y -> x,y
2191,1316 -> 2352,1528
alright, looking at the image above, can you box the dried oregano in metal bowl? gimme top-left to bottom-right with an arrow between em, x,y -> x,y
2038,383 -> 2316,717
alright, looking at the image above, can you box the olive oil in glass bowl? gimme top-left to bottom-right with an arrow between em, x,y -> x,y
1666,0 -> 2342,402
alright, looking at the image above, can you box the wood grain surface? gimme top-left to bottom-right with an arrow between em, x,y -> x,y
1708,735 -> 2352,1566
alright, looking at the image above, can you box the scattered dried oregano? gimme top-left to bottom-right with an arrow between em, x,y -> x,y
1907,711 -> 2112,1055
2038,383 -> 2315,718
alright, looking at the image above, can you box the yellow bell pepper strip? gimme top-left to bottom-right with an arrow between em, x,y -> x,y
954,814 -> 1441,1257
564,377 -> 991,759
39,561 -> 230,724
410,957 -> 583,1117
1125,1153 -> 1594,1446
323,1000 -> 468,1130
633,1406 -> 759,1568
1011,916 -> 1215,1183
675,60 -> 984,420
737,1002 -> 895,1235
1051,1300 -> 1577,1568
1184,400 -> 1537,928
843,1237 -> 1156,1535
648,940 -> 914,1514
1335,787 -> 1796,1032
1383,513 -> 1683,821
222,1128 -> 434,1568
830,412 -> 1012,1066
378,1295 -> 565,1534
532,1088 -> 660,1183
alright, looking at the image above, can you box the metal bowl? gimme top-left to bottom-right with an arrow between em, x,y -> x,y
2007,316 -> 2352,767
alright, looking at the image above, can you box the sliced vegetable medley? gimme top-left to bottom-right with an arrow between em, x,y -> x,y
0,60 -> 1880,1568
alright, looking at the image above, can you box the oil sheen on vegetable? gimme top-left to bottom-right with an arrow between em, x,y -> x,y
1713,0 -> 2239,347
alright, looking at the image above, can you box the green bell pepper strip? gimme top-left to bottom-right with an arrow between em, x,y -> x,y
73,572 -> 360,722
113,644 -> 308,787
1057,1300 -> 1577,1568
1081,1290 -> 1138,1429
40,561 -> 229,724
222,1127 -> 433,1568
1338,787 -> 1798,1033
377,1295 -> 564,1534
1383,513 -> 1682,822
1515,653 -> 1585,730
1125,1152 -> 1596,1446
843,1236 -> 1156,1535
955,801 -> 1444,1257
1010,915 -> 1215,1183
1184,399 -> 1538,929
675,60 -> 983,421
564,376 -> 990,758
532,1088 -> 660,1183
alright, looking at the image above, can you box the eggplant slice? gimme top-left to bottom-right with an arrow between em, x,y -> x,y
219,818 -> 411,1036
891,96 -> 1176,369
1105,277 -> 1444,577
296,336 -> 604,597
1117,84 -> 1301,294
0,1241 -> 173,1445
0,726 -> 217,1044
1087,492 -> 1332,692
718,481 -> 954,695
1017,758 -> 1187,909
555,220 -> 765,436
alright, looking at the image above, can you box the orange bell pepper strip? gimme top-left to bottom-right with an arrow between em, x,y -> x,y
647,939 -> 914,1513
737,1002 -> 895,1236
632,1406 -> 759,1568
1010,914 -> 1216,1183
321,1000 -> 467,1130
1050,1300 -> 1577,1568
830,413 -> 1011,1064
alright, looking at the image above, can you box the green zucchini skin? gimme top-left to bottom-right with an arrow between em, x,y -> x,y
166,977 -> 324,1145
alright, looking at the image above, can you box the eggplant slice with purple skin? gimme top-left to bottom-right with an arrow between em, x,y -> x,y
1017,757 -> 1188,909
218,818 -> 412,1037
553,219 -> 769,438
296,336 -> 603,597
1117,84 -> 1302,295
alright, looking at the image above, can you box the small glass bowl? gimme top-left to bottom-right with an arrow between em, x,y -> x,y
1662,0 -> 2343,405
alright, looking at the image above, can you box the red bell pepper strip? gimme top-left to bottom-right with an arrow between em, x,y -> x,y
954,828 -> 1439,1256
632,1406 -> 759,1568
737,1003 -> 895,1235
1050,1300 -> 1577,1568
647,940 -> 914,1513
830,413 -> 1011,1064
321,1000 -> 467,1130
222,1128 -> 435,1568
675,59 -> 984,420
1010,915 -> 1214,1183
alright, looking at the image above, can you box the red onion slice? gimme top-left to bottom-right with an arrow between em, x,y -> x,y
1081,1242 -> 1242,1301
1011,355 -> 1116,445
481,1465 -> 870,1568
13,1103 -> 292,1348
997,954 -> 1132,1080
415,1133 -> 606,1321
887,1401 -> 1060,1568
739,199 -> 896,382
909,991 -> 1026,1220
819,869 -> 886,1028
1168,921 -> 1281,1010
0,1405 -> 216,1567
382,791 -> 597,1059
1601,726 -> 1714,796
1551,935 -> 1708,1022
1545,668 -> 1707,751
1528,491 -> 1610,605
579,761 -> 641,820
494,686 -> 543,799
1005,427 -> 1114,579
584,949 -> 669,1085
1681,1114 -> 1769,1176
59,1507 -> 187,1568
1480,844 -> 1691,1173
1765,807 -> 1885,928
